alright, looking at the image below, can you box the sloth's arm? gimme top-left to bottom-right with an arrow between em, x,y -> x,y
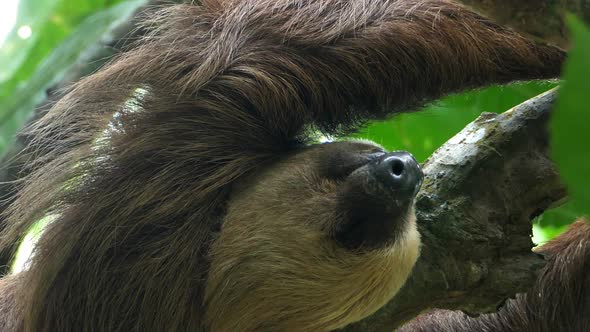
120,0 -> 566,139
11,0 -> 567,237
28,0 -> 566,161
398,220 -> 590,332
9,0 -> 568,245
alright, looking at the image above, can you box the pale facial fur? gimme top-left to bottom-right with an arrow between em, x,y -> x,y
205,142 -> 421,331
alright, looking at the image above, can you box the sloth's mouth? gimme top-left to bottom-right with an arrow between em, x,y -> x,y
333,150 -> 422,251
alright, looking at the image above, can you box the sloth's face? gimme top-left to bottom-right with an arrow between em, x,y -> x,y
205,141 -> 423,331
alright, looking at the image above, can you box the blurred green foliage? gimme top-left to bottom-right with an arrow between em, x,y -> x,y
550,16 -> 590,226
352,82 -> 558,162
0,1 -> 588,248
0,0 -> 146,155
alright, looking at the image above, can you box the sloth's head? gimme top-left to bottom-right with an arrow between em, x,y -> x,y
205,140 -> 423,330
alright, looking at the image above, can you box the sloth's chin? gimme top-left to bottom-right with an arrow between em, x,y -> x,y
334,151 -> 422,251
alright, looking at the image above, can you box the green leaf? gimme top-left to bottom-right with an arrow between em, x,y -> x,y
0,0 -> 147,159
353,82 -> 557,162
550,16 -> 590,219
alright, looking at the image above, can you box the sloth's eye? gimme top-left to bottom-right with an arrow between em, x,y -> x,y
318,151 -> 385,180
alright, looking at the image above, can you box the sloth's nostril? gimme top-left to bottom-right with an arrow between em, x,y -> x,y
374,152 -> 422,199
390,158 -> 405,176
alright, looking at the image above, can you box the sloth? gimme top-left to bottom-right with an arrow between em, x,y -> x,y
0,0 -> 588,331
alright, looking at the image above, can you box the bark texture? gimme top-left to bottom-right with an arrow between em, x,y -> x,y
343,89 -> 566,331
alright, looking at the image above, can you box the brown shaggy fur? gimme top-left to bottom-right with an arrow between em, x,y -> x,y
0,0 -> 574,331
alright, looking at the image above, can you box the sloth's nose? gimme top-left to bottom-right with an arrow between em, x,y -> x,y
375,151 -> 423,198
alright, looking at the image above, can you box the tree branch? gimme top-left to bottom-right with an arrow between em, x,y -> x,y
342,89 -> 566,331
